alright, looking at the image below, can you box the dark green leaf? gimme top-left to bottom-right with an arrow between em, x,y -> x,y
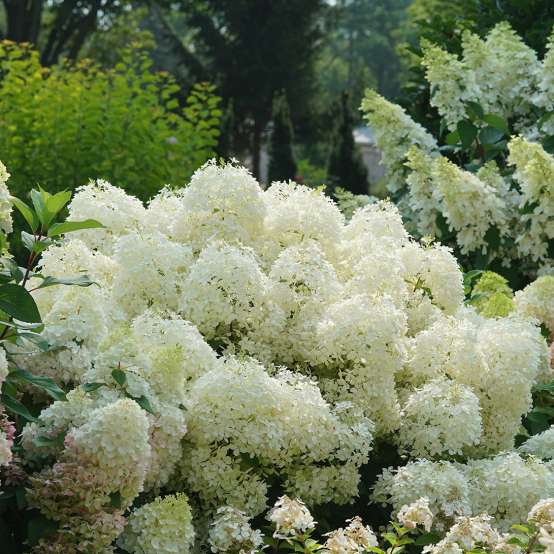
542,135 -> 554,155
10,197 -> 39,232
466,101 -> 484,119
8,369 -> 66,401
21,232 -> 53,254
47,219 -> 105,237
1,392 -> 38,422
445,130 -> 460,145
30,189 -> 51,228
133,395 -> 155,415
415,533 -> 441,546
457,120 -> 478,149
483,114 -> 509,135
109,491 -> 122,509
26,515 -> 58,546
111,368 -> 126,386
479,126 -> 504,145
0,284 -> 41,323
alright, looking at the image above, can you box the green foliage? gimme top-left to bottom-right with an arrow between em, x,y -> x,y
268,91 -> 297,184
1,186 -> 101,426
0,41 -> 221,202
327,92 -> 368,195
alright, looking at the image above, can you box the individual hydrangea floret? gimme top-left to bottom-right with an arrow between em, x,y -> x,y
397,497 -> 434,531
267,496 -> 316,539
323,516 -> 378,554
208,506 -> 264,554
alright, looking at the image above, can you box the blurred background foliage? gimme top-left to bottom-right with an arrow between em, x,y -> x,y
0,0 -> 553,198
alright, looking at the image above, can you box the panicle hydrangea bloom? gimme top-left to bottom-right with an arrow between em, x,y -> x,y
180,357 -> 373,513
376,453 -> 554,531
0,160 -> 12,235
431,157 -> 509,255
208,506 -> 264,554
360,91 -> 438,192
179,241 -> 268,344
262,181 -> 344,266
508,137 -> 554,261
461,23 -> 540,118
515,275 -> 554,334
170,159 -> 266,253
421,39 -> 478,130
540,525 -> 554,553
397,497 -> 434,531
118,493 -> 195,554
519,426 -> 554,460
67,179 -> 147,254
323,516 -> 378,554
398,379 -> 482,458
424,514 -> 500,554
267,496 -> 315,539
528,498 -> 554,525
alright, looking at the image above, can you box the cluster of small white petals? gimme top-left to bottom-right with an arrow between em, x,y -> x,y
508,137 -> 554,262
180,357 -> 373,513
0,161 -> 12,235
399,379 -> 482,458
515,275 -> 554,333
323,516 -> 378,554
361,91 -> 437,192
262,180 -> 344,266
540,525 -> 554,553
376,453 -> 554,530
208,506 -> 264,554
118,493 -> 194,554
67,179 -> 146,254
397,497 -> 434,531
267,496 -> 315,539
528,498 -> 554,525
424,514 -> 500,554
170,160 -> 266,253
0,347 -> 8,387
67,398 -> 151,506
519,427 -> 554,460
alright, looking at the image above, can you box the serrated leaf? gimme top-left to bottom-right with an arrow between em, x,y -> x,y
0,284 -> 41,323
111,368 -> 126,386
47,219 -> 104,237
479,126 -> 504,145
10,197 -> 39,232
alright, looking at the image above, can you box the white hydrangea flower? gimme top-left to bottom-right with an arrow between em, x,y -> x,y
67,179 -> 147,254
208,506 -> 264,554
398,379 -> 482,458
515,275 -> 554,333
397,497 -> 434,531
262,181 -> 344,266
361,91 -> 437,192
528,498 -> 554,525
519,426 -> 554,460
180,241 -> 268,343
171,159 -> 266,253
267,496 -> 315,539
118,493 -> 194,554
540,524 -> 554,553
324,516 -> 377,554
0,347 -> 8,387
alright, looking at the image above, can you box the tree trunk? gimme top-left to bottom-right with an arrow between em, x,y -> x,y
3,0 -> 44,44
252,119 -> 263,180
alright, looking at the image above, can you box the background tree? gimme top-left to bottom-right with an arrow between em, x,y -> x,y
174,0 -> 326,178
327,92 -> 368,195
268,91 -> 297,184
